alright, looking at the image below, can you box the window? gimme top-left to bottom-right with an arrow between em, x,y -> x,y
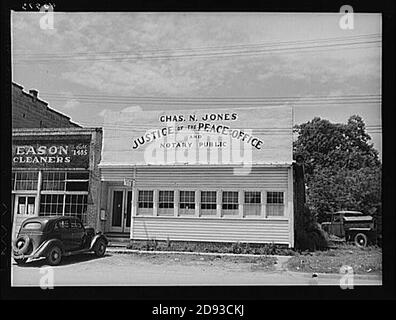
158,191 -> 174,216
39,194 -> 64,216
23,222 -> 42,230
13,171 -> 38,190
17,196 -> 35,215
42,171 -> 66,191
42,171 -> 89,192
200,191 -> 217,216
244,191 -> 261,216
179,191 -> 195,215
64,194 -> 88,223
266,191 -> 284,216
137,190 -> 154,215
70,219 -> 83,230
55,220 -> 70,230
222,191 -> 239,216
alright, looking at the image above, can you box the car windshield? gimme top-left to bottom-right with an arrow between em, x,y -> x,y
23,222 -> 42,230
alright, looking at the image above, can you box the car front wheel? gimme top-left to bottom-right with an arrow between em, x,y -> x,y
354,233 -> 368,247
94,240 -> 107,257
47,246 -> 62,266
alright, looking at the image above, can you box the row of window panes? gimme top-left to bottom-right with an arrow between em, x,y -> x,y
39,194 -> 88,223
136,190 -> 284,217
12,171 -> 89,191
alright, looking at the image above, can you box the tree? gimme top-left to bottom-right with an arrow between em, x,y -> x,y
293,115 -> 381,222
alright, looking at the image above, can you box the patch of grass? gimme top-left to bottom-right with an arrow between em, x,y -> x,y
127,251 -> 277,271
127,240 -> 295,256
286,244 -> 382,274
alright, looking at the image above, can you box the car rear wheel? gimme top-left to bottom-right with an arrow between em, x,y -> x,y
47,246 -> 62,266
354,233 -> 368,247
94,239 -> 106,257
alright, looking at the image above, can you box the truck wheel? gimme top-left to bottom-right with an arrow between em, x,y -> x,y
94,239 -> 106,257
354,233 -> 368,247
47,246 -> 62,266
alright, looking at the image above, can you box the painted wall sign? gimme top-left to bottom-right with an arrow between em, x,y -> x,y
101,106 -> 293,166
12,137 -> 90,168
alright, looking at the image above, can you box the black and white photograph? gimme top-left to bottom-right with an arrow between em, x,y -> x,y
1,2 -> 395,304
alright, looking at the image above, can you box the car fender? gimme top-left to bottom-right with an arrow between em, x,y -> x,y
89,234 -> 108,250
34,239 -> 65,258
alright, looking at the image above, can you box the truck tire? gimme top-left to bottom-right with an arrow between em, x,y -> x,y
354,233 -> 368,247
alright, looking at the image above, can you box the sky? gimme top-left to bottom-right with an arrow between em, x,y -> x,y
11,12 -> 382,157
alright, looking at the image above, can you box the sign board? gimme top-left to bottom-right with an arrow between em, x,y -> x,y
12,136 -> 90,169
123,178 -> 133,187
101,106 -> 293,166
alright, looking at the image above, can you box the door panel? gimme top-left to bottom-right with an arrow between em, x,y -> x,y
71,219 -> 86,250
55,219 -> 74,251
124,191 -> 132,233
13,195 -> 36,237
110,189 -> 132,233
111,190 -> 124,232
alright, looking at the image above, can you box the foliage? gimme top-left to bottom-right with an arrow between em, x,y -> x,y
293,115 -> 381,222
294,205 -> 329,251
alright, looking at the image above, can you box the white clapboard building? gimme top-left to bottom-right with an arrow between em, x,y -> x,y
98,105 -> 294,247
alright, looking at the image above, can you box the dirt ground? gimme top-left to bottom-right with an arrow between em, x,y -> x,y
286,244 -> 382,275
11,251 -> 382,287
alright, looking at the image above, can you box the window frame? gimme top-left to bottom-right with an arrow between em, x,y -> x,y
221,190 -> 240,216
137,190 -> 154,216
178,190 -> 196,216
265,190 -> 286,217
243,190 -> 262,217
157,190 -> 175,216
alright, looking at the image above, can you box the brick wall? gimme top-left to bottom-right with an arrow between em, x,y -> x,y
86,128 -> 103,230
12,82 -> 80,128
12,128 -> 103,235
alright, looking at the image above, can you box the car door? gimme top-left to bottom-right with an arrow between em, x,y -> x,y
54,219 -> 74,251
70,218 -> 86,250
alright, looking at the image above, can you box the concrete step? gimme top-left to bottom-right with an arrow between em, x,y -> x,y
105,234 -> 130,247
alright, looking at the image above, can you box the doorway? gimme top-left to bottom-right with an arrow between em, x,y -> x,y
13,194 -> 37,237
109,189 -> 132,233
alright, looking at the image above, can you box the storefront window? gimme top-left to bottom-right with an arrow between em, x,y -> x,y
266,191 -> 284,216
13,171 -> 38,190
42,172 -> 66,191
158,191 -> 174,216
179,191 -> 195,215
244,191 -> 261,216
222,191 -> 239,216
40,194 -> 64,216
42,171 -> 89,191
137,190 -> 154,215
200,191 -> 217,216
39,171 -> 89,223
64,194 -> 88,223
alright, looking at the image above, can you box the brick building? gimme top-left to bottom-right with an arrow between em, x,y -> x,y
12,82 -> 80,128
11,83 -> 103,238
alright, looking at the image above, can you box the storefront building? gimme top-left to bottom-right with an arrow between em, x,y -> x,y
11,127 -> 103,237
99,106 -> 294,247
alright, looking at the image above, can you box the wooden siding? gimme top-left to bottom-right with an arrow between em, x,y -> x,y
132,216 -> 290,244
101,166 -> 289,189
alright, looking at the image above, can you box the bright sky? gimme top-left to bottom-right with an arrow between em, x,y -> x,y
11,12 -> 382,157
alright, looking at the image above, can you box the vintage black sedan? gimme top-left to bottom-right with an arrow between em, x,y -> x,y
13,216 -> 108,266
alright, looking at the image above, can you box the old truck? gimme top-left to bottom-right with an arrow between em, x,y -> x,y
321,210 -> 376,247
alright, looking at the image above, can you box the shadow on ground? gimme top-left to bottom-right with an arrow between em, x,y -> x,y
12,253 -> 112,268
